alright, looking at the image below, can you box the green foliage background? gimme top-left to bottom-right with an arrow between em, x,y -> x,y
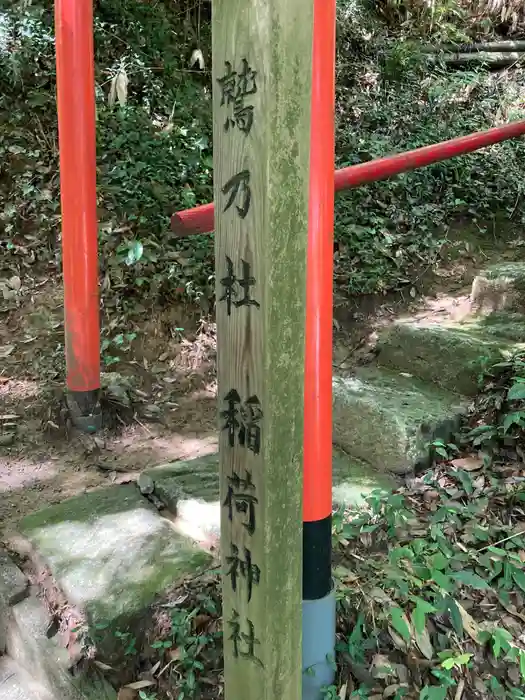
1,0 -> 525,307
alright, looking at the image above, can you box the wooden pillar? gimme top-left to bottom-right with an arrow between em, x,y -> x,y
212,1 -> 314,698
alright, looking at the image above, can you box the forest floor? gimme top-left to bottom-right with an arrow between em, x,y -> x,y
0,217 -> 521,534
2,218 -> 525,700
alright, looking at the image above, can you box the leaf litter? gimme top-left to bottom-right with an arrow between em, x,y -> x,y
101,357 -> 525,700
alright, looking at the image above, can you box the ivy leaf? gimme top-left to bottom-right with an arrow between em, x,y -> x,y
512,567 -> 525,595
412,597 -> 437,614
492,628 -> 512,659
507,382 -> 525,401
125,240 -> 144,266
502,411 -> 525,434
519,650 -> 525,680
446,597 -> 464,637
451,570 -> 490,590
420,686 -> 447,700
431,570 -> 453,591
389,607 -> 412,643
429,553 -> 448,571
411,598 -> 436,635
412,606 -> 426,636
390,547 -> 415,564
442,653 -> 473,670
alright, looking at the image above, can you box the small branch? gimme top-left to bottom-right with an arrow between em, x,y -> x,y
477,528 -> 525,552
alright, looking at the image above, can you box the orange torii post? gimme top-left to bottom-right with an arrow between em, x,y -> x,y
212,0 -> 336,698
55,0 -> 101,432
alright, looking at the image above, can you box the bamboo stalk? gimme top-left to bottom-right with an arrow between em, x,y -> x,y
424,40 -> 525,54
428,50 -> 525,68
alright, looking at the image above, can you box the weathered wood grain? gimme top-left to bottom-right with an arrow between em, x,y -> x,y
212,1 -> 314,698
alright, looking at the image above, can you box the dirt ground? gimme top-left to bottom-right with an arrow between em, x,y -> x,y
1,221 -> 523,535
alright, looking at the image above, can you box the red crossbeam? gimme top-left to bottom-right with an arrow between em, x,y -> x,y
171,119 -> 525,236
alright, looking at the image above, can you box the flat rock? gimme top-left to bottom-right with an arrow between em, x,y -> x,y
332,452 -> 399,505
6,596 -> 115,700
464,312 -> 525,342
0,549 -> 28,652
18,485 -> 211,656
471,262 -> 525,315
332,367 -> 466,474
0,550 -> 28,606
377,321 -> 517,395
143,451 -> 398,541
145,453 -> 220,510
0,656 -> 51,700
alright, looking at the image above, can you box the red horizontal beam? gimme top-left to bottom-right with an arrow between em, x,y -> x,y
171,119 -> 525,236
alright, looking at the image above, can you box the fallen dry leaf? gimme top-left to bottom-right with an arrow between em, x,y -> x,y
414,625 -> 433,660
8,275 -> 21,290
125,680 -> 156,690
93,660 -> 113,671
168,647 -> 181,662
451,456 -> 484,472
456,602 -> 480,642
117,689 -> 137,700
193,613 -> 212,632
389,625 -> 410,651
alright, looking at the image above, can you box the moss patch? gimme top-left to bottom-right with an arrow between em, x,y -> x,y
144,451 -> 398,512
19,485 -> 211,657
332,452 -> 398,506
332,367 -> 466,474
377,321 -> 516,395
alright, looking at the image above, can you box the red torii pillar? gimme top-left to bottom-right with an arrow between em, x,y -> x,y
55,0 -> 101,431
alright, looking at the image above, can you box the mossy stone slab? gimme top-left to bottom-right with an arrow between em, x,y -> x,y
18,485 -> 211,639
144,453 -> 220,509
377,321 -> 516,395
332,367 -> 466,474
463,312 -> 525,342
144,450 -> 398,518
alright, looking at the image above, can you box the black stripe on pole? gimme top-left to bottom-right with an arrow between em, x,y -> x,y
303,515 -> 332,600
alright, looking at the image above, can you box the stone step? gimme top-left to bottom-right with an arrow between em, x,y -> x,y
376,320 -> 523,396
143,450 -> 399,542
6,595 -> 116,700
471,262 -> 525,315
332,367 -> 466,474
463,312 -> 525,342
0,656 -> 53,700
17,485 -> 212,662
